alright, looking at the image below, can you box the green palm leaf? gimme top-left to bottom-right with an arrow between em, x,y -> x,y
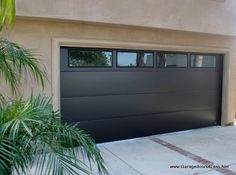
0,0 -> 15,30
0,38 -> 46,94
0,95 -> 109,175
0,2 -> 109,175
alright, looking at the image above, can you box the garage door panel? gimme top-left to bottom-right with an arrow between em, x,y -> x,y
60,71 -> 219,98
61,90 -> 218,121
60,47 -> 222,142
78,109 -> 217,142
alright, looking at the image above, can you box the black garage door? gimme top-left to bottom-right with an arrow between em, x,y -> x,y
60,47 -> 223,143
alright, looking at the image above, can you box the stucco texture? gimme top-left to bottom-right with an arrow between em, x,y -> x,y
16,0 -> 236,36
2,18 -> 236,125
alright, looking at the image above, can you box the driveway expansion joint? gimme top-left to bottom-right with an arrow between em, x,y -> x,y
103,146 -> 145,175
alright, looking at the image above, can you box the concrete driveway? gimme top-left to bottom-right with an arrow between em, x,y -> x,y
97,126 -> 236,175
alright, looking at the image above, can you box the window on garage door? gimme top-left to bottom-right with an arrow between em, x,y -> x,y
157,53 -> 188,68
68,48 -> 113,67
190,54 -> 217,68
117,51 -> 154,67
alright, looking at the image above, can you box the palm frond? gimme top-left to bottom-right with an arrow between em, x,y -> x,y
0,0 -> 15,31
0,93 -> 6,109
0,137 -> 30,175
0,38 -> 46,94
0,95 -> 109,175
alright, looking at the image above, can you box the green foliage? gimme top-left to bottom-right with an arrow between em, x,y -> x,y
0,0 -> 15,30
0,38 -> 46,94
0,1 -> 109,175
0,40 -> 110,174
0,95 -> 109,175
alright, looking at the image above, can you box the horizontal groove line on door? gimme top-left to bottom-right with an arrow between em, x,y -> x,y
61,89 -> 218,98
64,107 -> 217,123
60,69 -> 218,73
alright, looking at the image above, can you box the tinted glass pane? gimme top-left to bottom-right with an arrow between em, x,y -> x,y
117,52 -> 153,67
157,53 -> 187,68
191,55 -> 216,68
68,49 -> 112,67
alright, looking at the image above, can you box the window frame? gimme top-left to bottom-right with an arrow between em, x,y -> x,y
190,53 -> 218,69
156,51 -> 188,69
116,50 -> 155,68
67,47 -> 113,68
64,47 -> 220,71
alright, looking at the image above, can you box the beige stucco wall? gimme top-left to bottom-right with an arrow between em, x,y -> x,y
16,0 -> 236,36
3,18 -> 236,125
